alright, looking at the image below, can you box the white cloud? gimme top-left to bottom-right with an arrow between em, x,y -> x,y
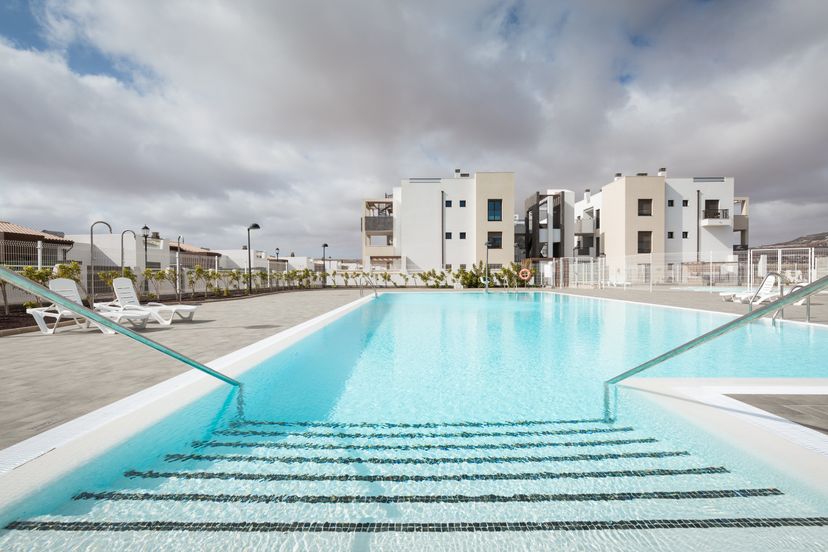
1,0 -> 826,254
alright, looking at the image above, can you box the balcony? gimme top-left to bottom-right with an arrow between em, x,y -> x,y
574,217 -> 594,235
700,209 -> 731,227
363,216 -> 393,234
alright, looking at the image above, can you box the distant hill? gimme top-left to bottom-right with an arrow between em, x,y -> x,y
761,232 -> 828,248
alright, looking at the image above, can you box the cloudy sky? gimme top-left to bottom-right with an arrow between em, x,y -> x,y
1,0 -> 826,256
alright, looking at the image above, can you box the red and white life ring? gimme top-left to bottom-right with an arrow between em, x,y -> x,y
518,268 -> 532,281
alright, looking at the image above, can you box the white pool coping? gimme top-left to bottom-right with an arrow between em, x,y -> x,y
0,293 -> 375,511
622,378 -> 828,494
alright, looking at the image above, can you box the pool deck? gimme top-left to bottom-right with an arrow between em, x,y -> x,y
1,286 -> 826,452
0,289 -> 363,450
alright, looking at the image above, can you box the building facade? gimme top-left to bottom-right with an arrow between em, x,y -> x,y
523,189 -> 575,260
361,170 -> 515,272
574,169 -> 750,280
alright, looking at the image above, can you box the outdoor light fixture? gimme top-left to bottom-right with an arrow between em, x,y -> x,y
321,243 -> 329,287
89,220 -> 112,305
484,239 -> 493,292
141,225 -> 150,294
275,247 -> 280,261
247,223 -> 260,295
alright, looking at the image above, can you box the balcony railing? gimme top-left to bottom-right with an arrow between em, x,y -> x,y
703,209 -> 729,219
363,216 -> 393,233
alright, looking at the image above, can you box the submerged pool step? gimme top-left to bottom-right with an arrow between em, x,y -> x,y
73,488 -> 784,505
229,418 -> 607,430
164,450 -> 691,466
212,426 -> 634,440
191,437 -> 657,451
124,465 -> 730,483
8,517 -> 828,533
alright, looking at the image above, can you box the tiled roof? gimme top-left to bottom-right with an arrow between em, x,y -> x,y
0,221 -> 73,243
170,241 -> 221,256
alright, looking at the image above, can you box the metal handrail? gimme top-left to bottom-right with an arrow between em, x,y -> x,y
0,266 -> 240,387
748,272 -> 782,313
603,273 -> 828,421
359,273 -> 378,298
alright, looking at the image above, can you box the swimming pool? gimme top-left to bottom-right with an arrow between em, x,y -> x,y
1,292 -> 826,550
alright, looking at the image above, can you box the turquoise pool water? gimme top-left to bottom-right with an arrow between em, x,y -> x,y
1,292 -> 826,550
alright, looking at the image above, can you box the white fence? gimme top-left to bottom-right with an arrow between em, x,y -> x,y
532,248 -> 828,291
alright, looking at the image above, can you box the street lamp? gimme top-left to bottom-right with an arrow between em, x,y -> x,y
141,225 -> 150,295
275,247 -> 280,261
321,243 -> 328,287
484,239 -> 492,292
247,223 -> 260,295
176,235 -> 183,302
120,229 -> 136,276
90,220 -> 112,305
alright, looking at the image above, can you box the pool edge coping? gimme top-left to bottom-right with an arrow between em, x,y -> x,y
0,293 -> 376,511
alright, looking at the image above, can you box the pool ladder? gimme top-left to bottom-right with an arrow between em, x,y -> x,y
359,273 -> 378,298
0,266 -> 241,387
604,273 -> 828,421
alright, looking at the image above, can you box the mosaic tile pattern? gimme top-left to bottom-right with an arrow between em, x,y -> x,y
213,426 -> 635,439
230,418 -> 605,429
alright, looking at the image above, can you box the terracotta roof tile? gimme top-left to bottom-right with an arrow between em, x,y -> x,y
0,221 -> 73,243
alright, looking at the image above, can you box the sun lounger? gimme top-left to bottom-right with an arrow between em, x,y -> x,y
735,274 -> 780,305
26,278 -> 149,335
102,277 -> 197,326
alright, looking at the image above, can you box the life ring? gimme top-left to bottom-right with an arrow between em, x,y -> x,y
519,268 -> 532,281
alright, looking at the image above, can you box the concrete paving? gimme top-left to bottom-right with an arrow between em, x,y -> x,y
0,289 -> 362,449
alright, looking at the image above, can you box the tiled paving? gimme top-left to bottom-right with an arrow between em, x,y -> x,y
0,289 -> 362,449
727,395 -> 828,435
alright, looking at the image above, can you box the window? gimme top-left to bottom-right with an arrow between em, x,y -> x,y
682,231 -> 689,239
637,231 -> 652,254
487,231 -> 503,249
682,199 -> 689,207
459,200 -> 466,207
459,264 -> 467,270
445,200 -> 452,208
667,199 -> 674,207
445,264 -> 452,270
445,232 -> 452,239
488,264 -> 502,270
459,232 -> 466,239
667,231 -> 674,239
638,198 -> 653,216
487,199 -> 503,221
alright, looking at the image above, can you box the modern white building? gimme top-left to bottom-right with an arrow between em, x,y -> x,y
361,170 -> 515,272
573,168 -> 750,279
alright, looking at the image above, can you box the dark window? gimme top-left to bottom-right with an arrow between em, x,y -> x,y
638,198 -> 653,216
667,199 -> 674,207
459,264 -> 467,270
445,264 -> 452,270
488,264 -> 502,270
487,199 -> 503,221
445,200 -> 452,208
487,231 -> 503,249
595,209 -> 600,229
445,232 -> 452,239
637,231 -> 652,254
459,232 -> 466,239
682,231 -> 689,239
459,200 -> 466,207
682,199 -> 689,207
667,231 -> 674,239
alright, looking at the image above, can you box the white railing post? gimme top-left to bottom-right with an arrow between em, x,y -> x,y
36,240 -> 43,269
649,253 -> 653,293
709,251 -> 713,292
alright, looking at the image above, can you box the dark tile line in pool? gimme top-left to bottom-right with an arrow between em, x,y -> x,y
213,426 -> 635,440
164,450 -> 691,465
8,517 -> 828,533
191,437 -> 658,451
230,418 -> 607,429
73,488 -> 784,504
125,465 -> 729,483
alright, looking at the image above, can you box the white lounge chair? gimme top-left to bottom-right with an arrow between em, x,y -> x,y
735,274 -> 780,305
26,278 -> 149,335
102,277 -> 197,326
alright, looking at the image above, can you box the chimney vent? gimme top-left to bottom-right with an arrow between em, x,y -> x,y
657,167 -> 667,176
151,231 -> 160,239
460,172 -> 470,177
454,168 -> 461,178
636,172 -> 648,176
584,189 -> 591,203
614,172 -> 622,181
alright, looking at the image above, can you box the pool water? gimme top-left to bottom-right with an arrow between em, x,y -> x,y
1,292 -> 826,550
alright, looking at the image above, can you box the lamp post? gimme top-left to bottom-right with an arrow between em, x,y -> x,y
275,248 -> 280,261
176,235 -> 183,302
90,220 -> 112,305
321,243 -> 328,287
484,239 -> 492,292
274,248 -> 280,290
247,223 -> 260,295
120,229 -> 136,276
141,225 -> 150,295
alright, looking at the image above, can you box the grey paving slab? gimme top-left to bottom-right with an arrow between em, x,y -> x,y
727,394 -> 828,435
0,289 -> 362,449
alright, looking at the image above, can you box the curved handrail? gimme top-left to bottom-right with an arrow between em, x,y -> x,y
0,266 -> 240,387
603,273 -> 828,421
360,273 -> 378,298
748,271 -> 782,313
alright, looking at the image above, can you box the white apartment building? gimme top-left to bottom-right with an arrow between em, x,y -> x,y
574,168 -> 750,279
361,170 -> 515,272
